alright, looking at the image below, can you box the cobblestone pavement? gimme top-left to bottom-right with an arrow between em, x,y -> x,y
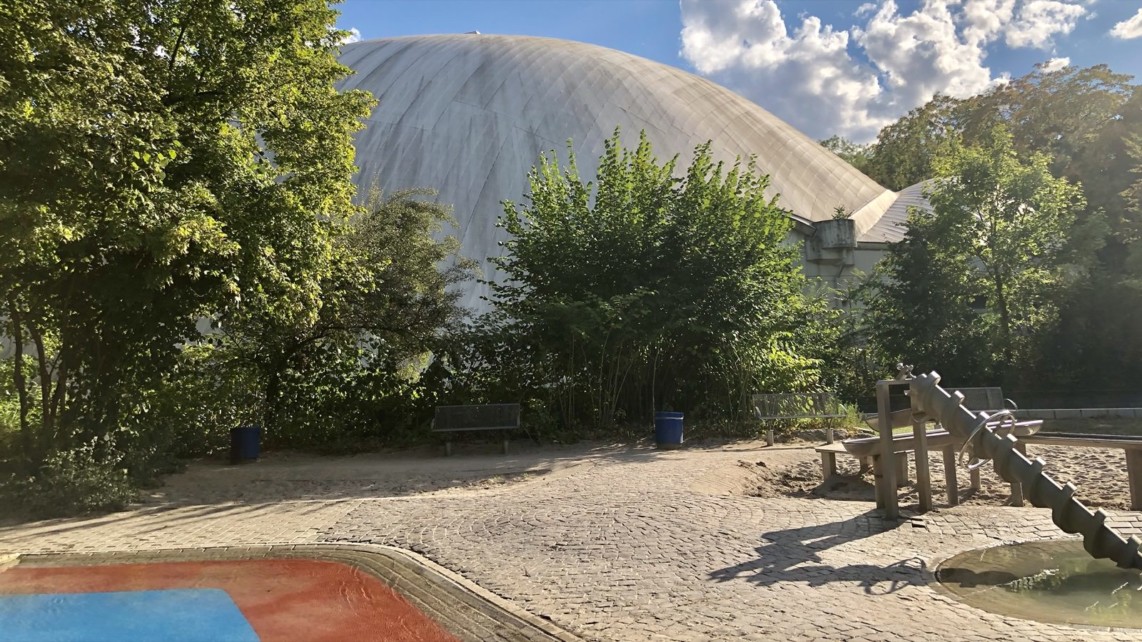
3,442 -> 1141,641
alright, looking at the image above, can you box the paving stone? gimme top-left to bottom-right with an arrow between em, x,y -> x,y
1,444 -> 1139,640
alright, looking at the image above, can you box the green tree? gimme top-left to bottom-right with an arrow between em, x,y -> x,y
484,129 -> 827,429
220,188 -> 474,440
854,63 -> 1140,392
862,64 -> 1137,204
976,64 -> 1135,191
0,0 -> 373,472
860,206 -> 991,384
863,95 -> 968,190
866,127 -> 1085,384
819,135 -> 874,174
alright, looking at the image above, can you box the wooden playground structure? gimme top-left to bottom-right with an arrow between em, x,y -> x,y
829,366 -> 1142,570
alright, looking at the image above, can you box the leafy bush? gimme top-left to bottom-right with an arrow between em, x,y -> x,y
471,129 -> 833,434
4,439 -> 135,518
265,341 -> 436,451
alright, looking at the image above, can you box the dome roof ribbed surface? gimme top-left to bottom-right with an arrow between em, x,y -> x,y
338,34 -> 894,311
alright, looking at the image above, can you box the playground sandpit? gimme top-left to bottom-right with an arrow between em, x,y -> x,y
936,540 -> 1142,629
749,442 -> 1135,510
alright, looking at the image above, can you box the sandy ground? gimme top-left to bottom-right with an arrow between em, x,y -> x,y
751,442 -> 1135,511
129,432 -> 1135,517
137,441 -> 625,506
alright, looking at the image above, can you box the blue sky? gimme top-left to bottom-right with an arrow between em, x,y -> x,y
335,1 -> 1142,142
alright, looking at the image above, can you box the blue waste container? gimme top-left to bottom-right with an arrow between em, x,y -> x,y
230,425 -> 261,464
654,411 -> 684,449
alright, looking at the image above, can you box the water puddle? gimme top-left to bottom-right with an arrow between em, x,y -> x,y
937,540 -> 1142,628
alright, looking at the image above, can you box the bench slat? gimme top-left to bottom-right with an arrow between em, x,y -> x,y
433,403 -> 520,432
433,425 -> 523,433
950,386 -> 1016,412
752,392 -> 845,420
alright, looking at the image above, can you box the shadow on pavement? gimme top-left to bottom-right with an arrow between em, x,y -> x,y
708,510 -> 929,594
0,439 -> 679,534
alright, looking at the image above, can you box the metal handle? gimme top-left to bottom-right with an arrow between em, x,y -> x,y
958,408 -> 1018,471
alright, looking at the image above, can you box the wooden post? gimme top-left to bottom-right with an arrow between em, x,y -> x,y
942,445 -> 959,506
445,439 -> 453,457
826,427 -> 835,444
821,451 -> 837,481
766,427 -> 775,447
1126,450 -> 1142,511
1009,442 -> 1026,507
873,454 -> 885,511
912,411 -> 932,513
876,380 -> 898,519
970,467 -> 980,492
896,452 -> 910,486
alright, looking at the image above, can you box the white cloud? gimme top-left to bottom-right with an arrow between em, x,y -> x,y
1041,56 -> 1070,71
1005,0 -> 1086,48
678,0 -> 1089,142
960,0 -> 1017,46
855,1 -> 1000,114
1111,8 -> 1142,39
341,27 -> 362,45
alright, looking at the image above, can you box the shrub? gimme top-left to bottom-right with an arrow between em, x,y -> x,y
5,440 -> 135,518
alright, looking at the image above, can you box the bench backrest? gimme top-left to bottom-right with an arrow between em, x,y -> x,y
752,392 -> 845,420
433,403 -> 521,430
950,387 -> 1014,412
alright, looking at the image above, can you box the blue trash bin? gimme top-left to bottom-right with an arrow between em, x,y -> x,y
230,425 -> 261,464
654,411 -> 684,449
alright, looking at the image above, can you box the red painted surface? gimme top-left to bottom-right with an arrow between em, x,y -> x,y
0,559 -> 459,642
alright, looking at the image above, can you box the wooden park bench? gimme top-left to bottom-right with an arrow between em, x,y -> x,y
432,403 -> 521,456
862,386 -> 1017,432
955,387 -> 1018,414
752,392 -> 847,446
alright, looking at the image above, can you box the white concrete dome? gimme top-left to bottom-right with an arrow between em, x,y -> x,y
337,34 -> 897,311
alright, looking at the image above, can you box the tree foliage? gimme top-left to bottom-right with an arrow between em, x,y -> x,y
861,64 -> 1138,200
832,62 -> 1142,393
819,135 -> 874,175
862,95 -> 969,191
473,130 -> 829,430
219,188 -> 474,441
0,0 -> 373,473
863,127 -> 1085,385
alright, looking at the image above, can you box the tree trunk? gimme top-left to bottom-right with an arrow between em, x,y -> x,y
29,324 -> 52,439
993,270 -> 1013,374
8,306 -> 33,472
263,366 -> 281,433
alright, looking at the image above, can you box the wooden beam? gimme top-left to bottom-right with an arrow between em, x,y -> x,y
914,414 -> 932,512
943,445 -> 959,506
820,451 -> 837,481
876,381 -> 898,519
1127,450 -> 1142,511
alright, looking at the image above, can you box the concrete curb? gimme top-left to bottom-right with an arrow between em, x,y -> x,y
1017,408 -> 1142,420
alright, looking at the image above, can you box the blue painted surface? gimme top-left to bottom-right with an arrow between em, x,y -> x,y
0,589 -> 260,641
